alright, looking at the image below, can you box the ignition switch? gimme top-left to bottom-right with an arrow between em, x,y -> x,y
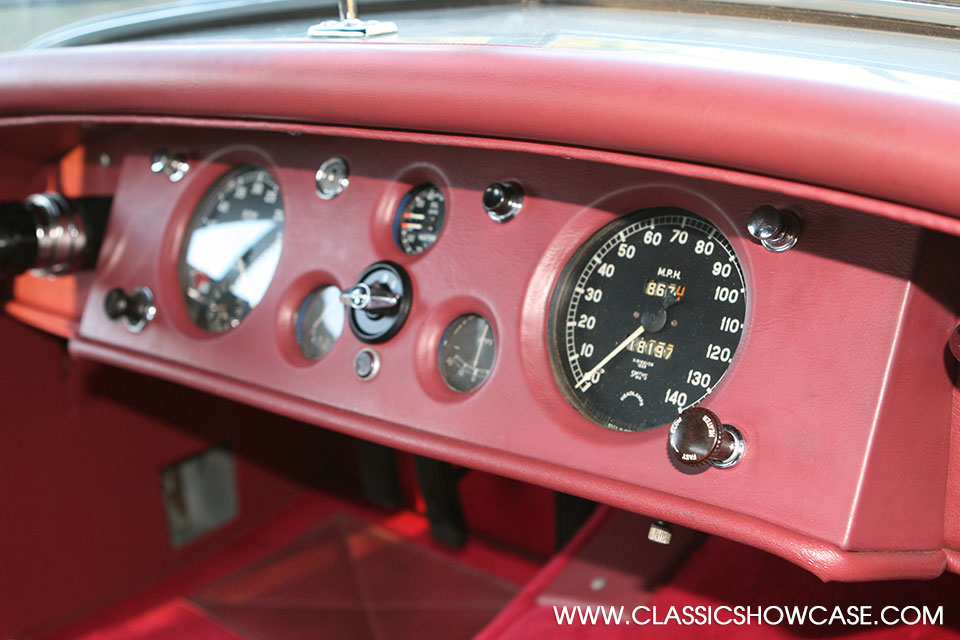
341,261 -> 412,343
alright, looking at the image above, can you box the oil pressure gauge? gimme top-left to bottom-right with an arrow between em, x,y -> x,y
438,314 -> 495,392
394,183 -> 445,254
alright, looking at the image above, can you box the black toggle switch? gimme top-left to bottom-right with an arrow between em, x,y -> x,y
104,286 -> 156,333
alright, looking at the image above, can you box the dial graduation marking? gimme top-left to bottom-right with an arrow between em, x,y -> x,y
549,208 -> 746,432
395,183 -> 446,255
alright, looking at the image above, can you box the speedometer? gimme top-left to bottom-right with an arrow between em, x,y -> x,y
549,208 -> 746,432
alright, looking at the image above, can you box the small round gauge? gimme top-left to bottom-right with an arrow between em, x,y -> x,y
394,183 -> 445,255
294,285 -> 345,360
549,208 -> 746,432
438,314 -> 495,392
179,165 -> 284,333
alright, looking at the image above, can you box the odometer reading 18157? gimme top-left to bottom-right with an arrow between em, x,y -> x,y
549,208 -> 746,432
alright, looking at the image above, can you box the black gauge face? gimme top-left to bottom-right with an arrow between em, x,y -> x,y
394,183 -> 445,254
549,208 -> 746,432
438,314 -> 495,392
295,285 -> 345,360
179,166 -> 284,333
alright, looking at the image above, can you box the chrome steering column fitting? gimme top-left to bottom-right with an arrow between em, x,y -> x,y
25,192 -> 87,275
747,205 -> 800,252
0,191 -> 109,276
308,0 -> 397,38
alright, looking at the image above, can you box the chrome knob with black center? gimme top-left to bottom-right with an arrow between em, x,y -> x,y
482,182 -> 523,223
668,407 -> 744,469
343,261 -> 412,344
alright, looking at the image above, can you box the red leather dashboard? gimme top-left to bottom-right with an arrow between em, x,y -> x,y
1,41 -> 959,582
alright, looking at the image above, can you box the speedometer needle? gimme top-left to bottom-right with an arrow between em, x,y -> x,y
576,325 -> 646,391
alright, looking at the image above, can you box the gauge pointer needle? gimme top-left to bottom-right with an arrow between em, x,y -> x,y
473,323 -> 490,368
576,325 -> 646,391
307,295 -> 338,336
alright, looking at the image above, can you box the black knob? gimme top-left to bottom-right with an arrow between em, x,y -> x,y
482,182 -> 523,222
668,407 -> 744,469
104,287 -> 130,320
104,286 -> 156,332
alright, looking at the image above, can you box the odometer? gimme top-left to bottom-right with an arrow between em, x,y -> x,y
549,208 -> 746,432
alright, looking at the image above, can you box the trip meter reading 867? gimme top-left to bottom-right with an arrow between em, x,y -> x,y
548,208 -> 746,432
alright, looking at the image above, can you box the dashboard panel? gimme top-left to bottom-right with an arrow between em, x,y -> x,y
28,119 -> 953,581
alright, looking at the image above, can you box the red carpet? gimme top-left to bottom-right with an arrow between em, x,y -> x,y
51,493 -> 541,640
190,513 -> 519,639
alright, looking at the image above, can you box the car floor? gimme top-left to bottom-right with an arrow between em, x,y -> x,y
39,490 -> 543,640
36,487 -> 960,640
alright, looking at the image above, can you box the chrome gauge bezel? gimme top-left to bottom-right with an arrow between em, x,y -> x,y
177,164 -> 285,334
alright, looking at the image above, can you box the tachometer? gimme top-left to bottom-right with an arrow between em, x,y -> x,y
179,165 -> 284,333
549,208 -> 746,432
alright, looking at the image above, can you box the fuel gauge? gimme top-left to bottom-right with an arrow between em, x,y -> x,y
438,314 -> 495,392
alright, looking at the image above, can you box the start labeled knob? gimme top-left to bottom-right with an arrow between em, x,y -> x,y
668,407 -> 744,469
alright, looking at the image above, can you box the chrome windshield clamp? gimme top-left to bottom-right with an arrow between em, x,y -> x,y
308,0 -> 397,38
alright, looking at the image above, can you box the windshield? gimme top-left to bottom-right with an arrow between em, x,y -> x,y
0,0 -> 174,50
4,0 -> 960,52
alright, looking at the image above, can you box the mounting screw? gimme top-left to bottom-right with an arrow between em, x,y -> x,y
648,520 -> 673,545
747,205 -> 799,252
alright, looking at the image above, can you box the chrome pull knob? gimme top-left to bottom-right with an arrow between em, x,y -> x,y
668,407 -> 744,469
747,205 -> 799,252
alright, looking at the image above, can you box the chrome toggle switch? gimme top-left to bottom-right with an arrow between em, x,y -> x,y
747,205 -> 799,252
